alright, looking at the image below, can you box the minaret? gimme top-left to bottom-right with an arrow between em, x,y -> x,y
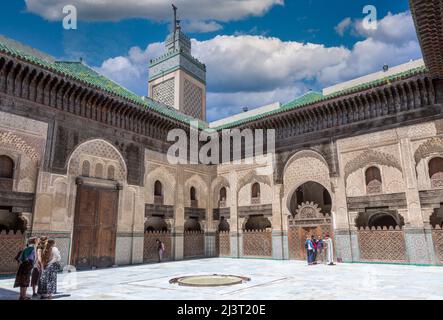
148,4 -> 206,121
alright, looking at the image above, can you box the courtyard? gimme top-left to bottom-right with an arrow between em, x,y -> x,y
1,258 -> 442,300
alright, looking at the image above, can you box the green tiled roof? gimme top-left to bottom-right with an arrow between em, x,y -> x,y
213,65 -> 428,130
0,35 -> 208,129
0,35 -> 428,132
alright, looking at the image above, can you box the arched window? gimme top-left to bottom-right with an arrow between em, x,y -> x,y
190,187 -> 197,201
0,155 -> 14,179
365,166 -> 382,194
251,183 -> 260,198
154,180 -> 163,196
368,213 -> 398,228
81,160 -> 90,177
219,187 -> 227,201
251,182 -> 260,204
95,163 -> 103,179
107,165 -> 115,180
429,157 -> 443,188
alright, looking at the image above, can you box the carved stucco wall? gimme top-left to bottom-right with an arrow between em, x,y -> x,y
0,111 -> 47,194
236,168 -> 272,206
414,137 -> 443,191
211,175 -> 231,208
282,150 -> 331,217
184,172 -> 209,209
144,163 -> 177,206
33,139 -> 145,234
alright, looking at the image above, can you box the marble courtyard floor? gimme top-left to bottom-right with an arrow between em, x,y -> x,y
1,258 -> 442,300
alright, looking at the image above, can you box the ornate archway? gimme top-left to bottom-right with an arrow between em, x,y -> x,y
67,139 -> 126,270
287,182 -> 334,261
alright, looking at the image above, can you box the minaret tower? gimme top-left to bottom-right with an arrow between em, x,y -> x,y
148,4 -> 207,120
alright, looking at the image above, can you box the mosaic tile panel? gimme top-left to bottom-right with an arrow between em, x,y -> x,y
216,231 -> 230,257
432,227 -> 443,264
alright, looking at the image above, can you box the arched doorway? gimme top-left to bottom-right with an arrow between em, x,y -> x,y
287,182 -> 334,260
68,139 -> 126,270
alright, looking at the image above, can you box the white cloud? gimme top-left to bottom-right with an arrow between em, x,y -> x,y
206,86 -> 307,121
95,11 -> 422,121
181,20 -> 223,33
353,11 -> 418,44
335,17 -> 352,37
25,0 -> 283,22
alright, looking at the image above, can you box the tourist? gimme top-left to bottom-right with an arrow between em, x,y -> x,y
156,239 -> 165,263
31,236 -> 47,297
38,239 -> 61,299
304,236 -> 314,265
13,237 -> 37,300
316,235 -> 324,263
311,235 -> 318,264
324,234 -> 335,266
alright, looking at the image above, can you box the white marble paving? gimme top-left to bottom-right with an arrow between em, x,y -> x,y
1,258 -> 443,300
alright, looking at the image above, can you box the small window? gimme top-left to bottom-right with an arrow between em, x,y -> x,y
154,180 -> 163,197
95,163 -> 103,179
107,166 -> 115,180
219,187 -> 227,201
251,182 -> 260,199
365,166 -> 382,194
0,155 -> 14,179
81,161 -> 90,177
190,186 -> 197,201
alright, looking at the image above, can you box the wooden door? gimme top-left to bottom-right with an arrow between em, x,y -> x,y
71,185 -> 118,269
94,189 -> 118,268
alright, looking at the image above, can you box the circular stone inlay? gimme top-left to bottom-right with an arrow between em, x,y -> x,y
169,274 -> 251,287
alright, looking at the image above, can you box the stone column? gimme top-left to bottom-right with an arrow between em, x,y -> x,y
238,217 -> 246,257
229,171 -> 240,258
205,179 -> 216,257
271,184 -> 287,260
131,186 -> 145,264
332,171 -> 355,263
173,166 -> 185,260
398,136 -> 434,264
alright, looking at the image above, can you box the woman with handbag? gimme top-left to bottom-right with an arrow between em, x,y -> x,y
38,239 -> 61,299
13,237 -> 37,300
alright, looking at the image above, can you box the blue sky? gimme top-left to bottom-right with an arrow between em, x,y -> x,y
0,1 -> 420,121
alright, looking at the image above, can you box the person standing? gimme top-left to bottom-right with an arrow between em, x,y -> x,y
31,236 -> 47,297
311,235 -> 318,264
38,239 -> 61,299
304,236 -> 314,265
316,236 -> 324,264
13,237 -> 37,300
324,234 -> 335,266
156,239 -> 165,263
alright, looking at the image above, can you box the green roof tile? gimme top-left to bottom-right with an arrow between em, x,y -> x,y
213,65 -> 428,130
0,36 -> 208,129
0,35 -> 428,132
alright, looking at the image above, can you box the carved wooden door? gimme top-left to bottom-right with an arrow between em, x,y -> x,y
94,189 -> 118,268
71,185 -> 118,269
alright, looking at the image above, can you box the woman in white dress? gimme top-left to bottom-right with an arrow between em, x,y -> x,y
38,239 -> 61,299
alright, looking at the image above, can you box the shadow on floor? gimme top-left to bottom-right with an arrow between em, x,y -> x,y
0,287 -> 19,300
